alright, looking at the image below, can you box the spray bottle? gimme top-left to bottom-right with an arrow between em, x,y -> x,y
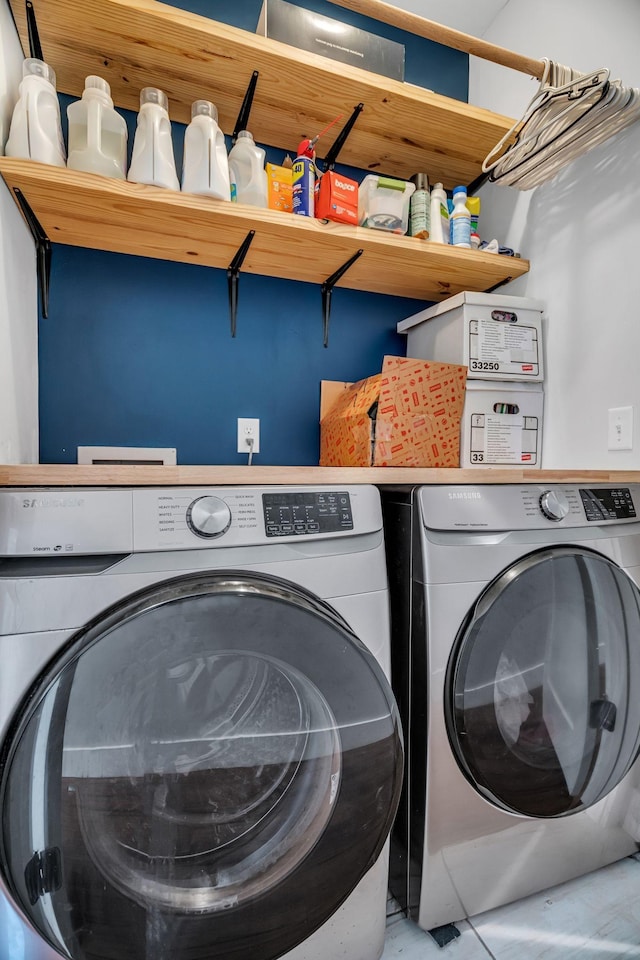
429,182 -> 450,244
292,114 -> 343,218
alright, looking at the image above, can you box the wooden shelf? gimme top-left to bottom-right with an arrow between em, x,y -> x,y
0,159 -> 529,300
9,0 -> 517,188
1,465 -> 638,487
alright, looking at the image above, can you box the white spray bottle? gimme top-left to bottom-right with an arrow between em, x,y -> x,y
429,182 -> 450,244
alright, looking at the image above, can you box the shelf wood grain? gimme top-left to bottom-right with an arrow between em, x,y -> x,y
9,0 -> 516,187
0,159 -> 528,300
0,465 -> 637,487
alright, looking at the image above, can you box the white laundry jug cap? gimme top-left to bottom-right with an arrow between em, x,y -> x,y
85,75 -> 111,96
191,100 -> 218,121
23,57 -> 56,87
83,75 -> 114,105
236,130 -> 254,141
140,87 -> 168,111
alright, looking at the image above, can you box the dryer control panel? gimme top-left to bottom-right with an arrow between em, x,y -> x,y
579,487 -> 637,522
419,484 -> 640,531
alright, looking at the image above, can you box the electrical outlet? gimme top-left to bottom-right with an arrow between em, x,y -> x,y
608,406 -> 633,451
237,418 -> 260,454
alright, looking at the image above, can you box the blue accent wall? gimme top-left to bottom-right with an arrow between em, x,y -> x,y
39,2 -> 469,466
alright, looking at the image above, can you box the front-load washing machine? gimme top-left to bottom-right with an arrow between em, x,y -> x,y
382,483 -> 640,931
0,484 -> 402,960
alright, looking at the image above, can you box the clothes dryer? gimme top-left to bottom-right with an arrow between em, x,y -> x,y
382,483 -> 640,931
0,485 -> 402,960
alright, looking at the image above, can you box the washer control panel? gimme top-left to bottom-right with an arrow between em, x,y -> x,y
263,491 -> 353,538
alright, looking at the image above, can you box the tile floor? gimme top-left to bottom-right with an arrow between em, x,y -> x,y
382,854 -> 640,959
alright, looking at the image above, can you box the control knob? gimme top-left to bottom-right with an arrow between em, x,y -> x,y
187,496 -> 232,538
539,490 -> 570,522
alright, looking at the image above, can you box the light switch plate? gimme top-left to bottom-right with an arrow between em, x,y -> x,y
607,407 -> 633,451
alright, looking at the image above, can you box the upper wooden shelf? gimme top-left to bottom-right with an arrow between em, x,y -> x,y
0,158 -> 529,300
9,0 -> 517,188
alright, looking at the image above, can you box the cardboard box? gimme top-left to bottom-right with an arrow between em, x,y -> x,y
320,356 -> 467,468
315,170 -> 359,225
461,380 -> 543,468
256,0 -> 405,81
397,291 -> 545,382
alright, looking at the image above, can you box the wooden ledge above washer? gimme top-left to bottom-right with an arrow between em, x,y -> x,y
0,466 -> 638,487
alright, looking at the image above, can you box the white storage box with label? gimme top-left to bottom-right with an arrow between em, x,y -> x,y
461,380 -> 543,468
397,291 -> 545,382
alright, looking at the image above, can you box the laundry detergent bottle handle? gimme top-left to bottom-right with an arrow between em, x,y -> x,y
5,58 -> 66,166
127,87 -> 179,190
182,100 -> 231,200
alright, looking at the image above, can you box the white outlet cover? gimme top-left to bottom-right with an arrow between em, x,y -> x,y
237,418 -> 260,454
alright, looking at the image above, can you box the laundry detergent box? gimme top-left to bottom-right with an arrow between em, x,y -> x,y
266,161 -> 292,212
320,355 -> 467,468
398,291 -> 545,382
461,379 -> 543,468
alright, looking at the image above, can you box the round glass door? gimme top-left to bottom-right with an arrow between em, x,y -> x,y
0,571 -> 402,960
446,547 -> 640,818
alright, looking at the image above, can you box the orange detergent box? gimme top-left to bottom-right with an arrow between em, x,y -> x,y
266,162 -> 293,212
320,355 -> 467,467
315,170 -> 359,225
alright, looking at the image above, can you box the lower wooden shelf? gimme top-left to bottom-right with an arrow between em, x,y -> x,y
0,465 -> 636,487
0,158 -> 529,301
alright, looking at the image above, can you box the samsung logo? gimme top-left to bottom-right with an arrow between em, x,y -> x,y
448,491 -> 482,500
22,497 -> 85,509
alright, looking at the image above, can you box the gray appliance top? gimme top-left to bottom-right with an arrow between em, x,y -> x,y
0,486 -> 382,556
418,484 -> 640,531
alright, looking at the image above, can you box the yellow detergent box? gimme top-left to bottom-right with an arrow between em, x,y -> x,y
266,162 -> 293,213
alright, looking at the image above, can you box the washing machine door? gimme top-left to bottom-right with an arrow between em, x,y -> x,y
446,546 -> 640,818
0,571 -> 402,960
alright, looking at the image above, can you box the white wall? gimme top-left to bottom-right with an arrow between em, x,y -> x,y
469,0 -> 640,468
0,0 -> 38,463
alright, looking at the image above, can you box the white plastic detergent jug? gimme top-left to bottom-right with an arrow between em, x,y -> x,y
182,100 -> 231,200
5,58 -> 66,166
227,130 -> 268,208
127,87 -> 179,190
67,76 -> 127,179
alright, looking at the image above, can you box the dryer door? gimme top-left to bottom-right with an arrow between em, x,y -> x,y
0,571 -> 402,960
447,546 -> 640,817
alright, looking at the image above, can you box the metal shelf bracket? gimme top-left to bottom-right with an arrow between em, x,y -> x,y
14,187 -> 51,319
232,71 -> 259,143
227,230 -> 256,337
319,103 -> 364,172
26,0 -> 43,59
321,249 -> 363,348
